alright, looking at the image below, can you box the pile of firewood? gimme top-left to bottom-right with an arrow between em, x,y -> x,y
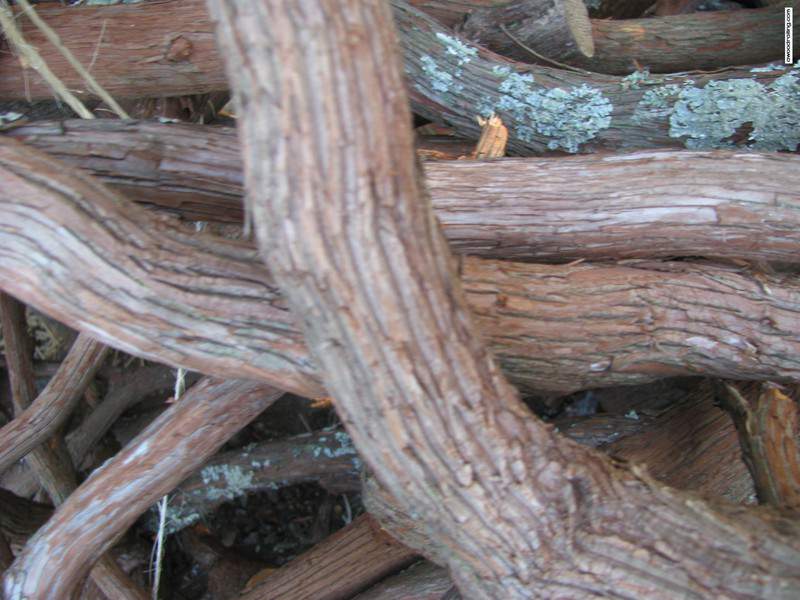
0,0 -> 798,598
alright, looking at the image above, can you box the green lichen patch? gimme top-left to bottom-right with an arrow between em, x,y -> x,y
632,84 -> 682,125
417,33 -> 478,95
485,68 -> 613,153
201,464 -> 255,502
620,69 -> 664,91
668,72 -> 800,151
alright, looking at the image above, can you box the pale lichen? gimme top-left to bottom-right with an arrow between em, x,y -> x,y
669,71 -> 800,151
486,67 -> 613,152
436,32 -> 477,65
201,464 -> 255,502
420,55 -> 459,93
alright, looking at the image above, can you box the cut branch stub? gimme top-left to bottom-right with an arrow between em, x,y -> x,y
461,0 -> 595,63
209,0 -> 800,598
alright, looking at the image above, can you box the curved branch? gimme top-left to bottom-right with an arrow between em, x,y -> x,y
210,1 -> 800,598
2,138 -> 800,399
0,333 -> 108,475
9,120 -> 800,264
3,378 -> 284,599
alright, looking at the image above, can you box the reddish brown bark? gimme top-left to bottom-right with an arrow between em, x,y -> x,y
0,0 -> 226,100
9,120 -> 800,264
1,1 -> 795,154
211,1 -> 800,598
717,383 -> 800,508
0,332 -> 108,475
3,379 -> 284,599
467,4 -> 789,74
240,514 -> 418,600
2,139 -> 800,398
352,561 -> 454,600
0,294 -> 146,600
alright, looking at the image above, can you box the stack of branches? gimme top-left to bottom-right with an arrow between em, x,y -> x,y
0,0 -> 798,598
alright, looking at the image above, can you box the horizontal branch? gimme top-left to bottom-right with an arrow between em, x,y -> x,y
1,1 -> 796,153
8,120 -> 800,264
395,0 -> 799,153
463,4 -> 787,74
2,139 -> 800,396
158,428 -> 362,533
0,0 -> 226,99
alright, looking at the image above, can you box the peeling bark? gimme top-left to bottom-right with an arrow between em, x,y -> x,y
3,379 -> 283,599
3,139 -> 800,398
9,120 -> 800,264
210,1 -> 800,598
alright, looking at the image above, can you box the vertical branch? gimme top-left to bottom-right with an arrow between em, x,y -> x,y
717,382 -> 800,508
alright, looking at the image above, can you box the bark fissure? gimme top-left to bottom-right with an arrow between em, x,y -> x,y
208,1 -> 800,598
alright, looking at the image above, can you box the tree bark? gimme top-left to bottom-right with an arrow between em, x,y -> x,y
0,0 -> 227,100
461,0 -> 595,64
240,514 -> 418,600
210,1 -> 800,598
0,294 -> 146,600
352,560 -> 454,600
1,0 -> 796,154
716,383 -> 800,508
3,379 -> 283,599
587,6 -> 792,74
395,0 -> 800,154
0,333 -> 108,476
9,120 -> 800,264
464,4 -> 789,74
3,138 -> 800,398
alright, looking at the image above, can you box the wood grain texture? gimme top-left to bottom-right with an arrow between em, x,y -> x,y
3,379 -> 283,599
241,514 -> 418,600
0,0 -> 795,154
211,0 -> 800,597
0,0 -> 226,100
463,4 -> 788,73
0,294 -> 146,600
717,383 -> 800,508
0,333 -> 108,475
3,138 -> 800,398
9,120 -> 800,264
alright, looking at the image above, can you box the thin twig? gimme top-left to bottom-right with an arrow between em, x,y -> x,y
15,0 -> 130,118
499,24 -> 598,75
151,368 -> 185,599
0,0 -> 94,118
